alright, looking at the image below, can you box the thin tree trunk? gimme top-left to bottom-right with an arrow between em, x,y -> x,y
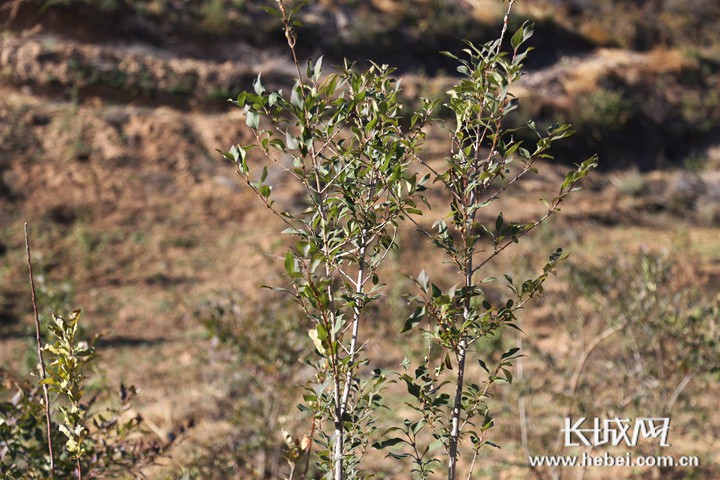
448,259 -> 473,479
335,234 -> 368,479
448,338 -> 467,480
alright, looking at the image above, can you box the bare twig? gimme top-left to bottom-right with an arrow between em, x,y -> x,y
300,418 -> 317,480
25,222 -> 55,477
276,0 -> 306,92
1,0 -> 22,24
575,445 -> 593,480
517,332 -> 532,461
466,449 -> 479,480
514,333 -> 548,480
666,373 -> 692,414
554,321 -> 627,455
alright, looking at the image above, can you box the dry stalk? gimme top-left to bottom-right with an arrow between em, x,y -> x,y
24,222 -> 55,478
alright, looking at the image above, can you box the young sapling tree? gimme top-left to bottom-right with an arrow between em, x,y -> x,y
375,2 -> 596,478
225,1 -> 433,477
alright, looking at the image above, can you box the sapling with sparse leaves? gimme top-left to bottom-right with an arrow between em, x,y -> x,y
225,1 -> 433,478
375,2 -> 596,478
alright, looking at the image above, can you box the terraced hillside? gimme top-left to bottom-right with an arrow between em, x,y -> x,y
1,1 -> 720,478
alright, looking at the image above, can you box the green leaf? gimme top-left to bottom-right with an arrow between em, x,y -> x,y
284,252 -> 296,275
428,438 -> 445,451
234,91 -> 247,107
511,21 -> 535,50
443,353 -> 453,370
402,375 -> 421,398
412,419 -> 427,434
440,50 -> 459,61
245,110 -> 259,129
253,74 -> 265,95
259,5 -> 282,18
290,0 -> 309,16
313,56 -> 324,83
291,86 -> 303,109
309,328 -> 326,355
417,270 -> 429,292
286,132 -> 299,151
505,323 -> 525,333
510,27 -> 524,51
387,452 -> 412,460
478,359 -> 489,373
401,307 -> 425,333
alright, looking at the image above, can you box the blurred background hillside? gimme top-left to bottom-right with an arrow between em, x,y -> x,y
2,0 -> 720,168
1,1 -> 720,478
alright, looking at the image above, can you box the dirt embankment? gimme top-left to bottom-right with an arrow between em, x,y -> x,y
2,0 -> 719,171
2,2 -> 720,329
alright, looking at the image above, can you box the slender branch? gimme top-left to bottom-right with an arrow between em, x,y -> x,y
554,321 -> 627,454
665,373 -> 692,414
472,193 -> 567,275
466,449 -> 479,480
411,152 -> 453,194
319,157 -> 354,195
459,361 -> 503,434
300,418 -> 317,480
481,162 -> 535,207
494,0 -> 516,58
276,0 -> 306,93
471,0 -> 515,177
25,222 -> 55,478
236,169 -> 296,231
360,230 -> 397,288
337,267 -> 357,287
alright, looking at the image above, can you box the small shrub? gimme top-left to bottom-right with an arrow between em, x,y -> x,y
2,228 -> 166,479
1,310 -> 166,479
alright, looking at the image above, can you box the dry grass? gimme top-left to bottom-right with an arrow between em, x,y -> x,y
2,2 -> 720,478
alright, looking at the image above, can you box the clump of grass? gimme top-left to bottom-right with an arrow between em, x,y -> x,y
611,168 -> 646,197
201,0 -> 230,34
